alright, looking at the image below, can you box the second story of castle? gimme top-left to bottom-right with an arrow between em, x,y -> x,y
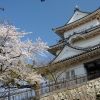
48,7 -> 100,63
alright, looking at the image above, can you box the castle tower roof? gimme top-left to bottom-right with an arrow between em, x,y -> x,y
52,7 -> 100,38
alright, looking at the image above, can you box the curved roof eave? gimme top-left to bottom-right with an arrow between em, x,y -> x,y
53,45 -> 100,64
47,42 -> 64,55
52,7 -> 100,32
50,44 -> 66,63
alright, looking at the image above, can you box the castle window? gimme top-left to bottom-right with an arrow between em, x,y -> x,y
66,70 -> 75,80
66,71 -> 70,80
71,70 -> 75,79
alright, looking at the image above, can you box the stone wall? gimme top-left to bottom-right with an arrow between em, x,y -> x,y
40,78 -> 100,100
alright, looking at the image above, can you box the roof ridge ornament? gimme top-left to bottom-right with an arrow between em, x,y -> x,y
74,5 -> 79,12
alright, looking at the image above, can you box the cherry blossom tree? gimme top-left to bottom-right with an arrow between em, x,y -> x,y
0,19 -> 48,88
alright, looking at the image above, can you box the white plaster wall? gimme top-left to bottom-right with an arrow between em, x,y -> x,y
54,19 -> 99,63
56,50 -> 61,55
54,63 -> 87,80
54,33 -> 100,62
73,34 -> 100,47
66,64 -> 86,77
56,71 -> 66,80
54,46 -> 83,63
68,11 -> 88,24
64,19 -> 99,38
75,66 -> 87,77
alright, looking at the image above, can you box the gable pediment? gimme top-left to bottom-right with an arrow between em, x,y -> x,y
53,46 -> 83,63
68,10 -> 90,24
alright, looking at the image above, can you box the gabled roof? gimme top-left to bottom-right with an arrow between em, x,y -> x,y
52,7 -> 100,38
54,44 -> 100,64
37,45 -> 100,74
67,6 -> 91,24
51,25 -> 100,63
49,24 -> 100,56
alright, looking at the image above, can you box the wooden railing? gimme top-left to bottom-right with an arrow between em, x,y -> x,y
0,72 -> 100,100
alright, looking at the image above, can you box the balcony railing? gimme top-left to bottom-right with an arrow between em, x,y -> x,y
0,72 -> 100,100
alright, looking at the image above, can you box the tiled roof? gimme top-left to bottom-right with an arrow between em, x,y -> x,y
52,7 -> 100,38
49,24 -> 100,56
54,44 -> 100,64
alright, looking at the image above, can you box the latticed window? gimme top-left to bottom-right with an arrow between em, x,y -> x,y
71,70 -> 75,79
66,71 -> 70,80
66,70 -> 75,80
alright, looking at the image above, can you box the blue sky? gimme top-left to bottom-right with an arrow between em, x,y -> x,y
0,0 -> 100,60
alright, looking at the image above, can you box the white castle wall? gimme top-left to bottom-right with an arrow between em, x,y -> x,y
53,17 -> 100,81
54,46 -> 83,63
64,19 -> 99,38
54,19 -> 99,63
68,10 -> 88,24
55,33 -> 100,62
56,50 -> 61,55
73,34 -> 100,47
54,63 -> 87,80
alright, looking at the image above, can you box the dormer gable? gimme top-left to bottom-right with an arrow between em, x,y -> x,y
68,6 -> 91,24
